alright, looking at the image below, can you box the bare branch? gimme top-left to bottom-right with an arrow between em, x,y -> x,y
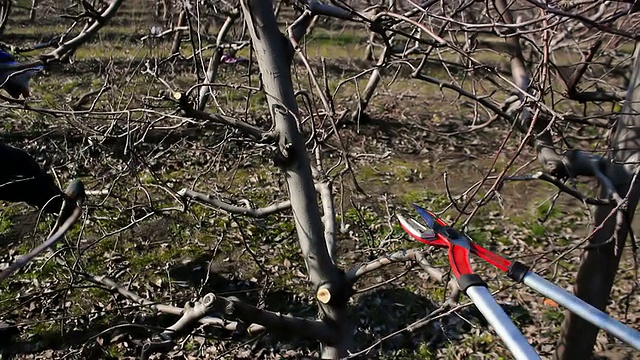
45,0 -> 124,62
346,249 -> 423,284
493,0 -> 600,179
316,180 -> 337,262
523,0 -> 638,39
372,11 -> 447,46
140,26 -> 190,42
500,171 -> 610,206
0,180 -> 85,282
412,73 -> 514,122
346,248 -> 457,304
305,0 -> 355,21
83,273 -> 265,334
414,251 -> 461,304
287,19 -> 333,115
178,189 -> 291,217
220,295 -> 336,342
72,86 -> 112,111
198,10 -> 240,111
172,92 -> 274,142
289,8 -> 315,43
141,294 -> 220,360
94,278 -> 337,351
565,40 -> 599,94
312,146 -> 338,263
561,40 -> 626,102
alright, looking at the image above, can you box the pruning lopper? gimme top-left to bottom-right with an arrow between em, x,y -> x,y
397,204 -> 640,360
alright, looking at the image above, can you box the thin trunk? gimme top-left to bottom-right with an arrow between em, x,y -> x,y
170,10 -> 187,56
28,0 -> 37,22
162,0 -> 171,23
351,47 -> 388,122
197,14 -> 237,111
154,0 -> 160,18
240,1 -> 352,358
555,42 -> 640,360
0,0 -> 11,35
364,31 -> 375,61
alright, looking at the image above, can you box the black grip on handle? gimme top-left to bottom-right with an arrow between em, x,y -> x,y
507,261 -> 530,283
458,274 -> 487,293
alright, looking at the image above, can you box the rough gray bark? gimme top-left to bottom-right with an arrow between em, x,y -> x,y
240,1 -> 352,358
555,43 -> 640,360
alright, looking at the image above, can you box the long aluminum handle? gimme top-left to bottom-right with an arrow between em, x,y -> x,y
522,272 -> 640,350
466,286 -> 541,360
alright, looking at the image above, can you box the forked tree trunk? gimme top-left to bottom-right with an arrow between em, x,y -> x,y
240,1 -> 352,358
555,43 -> 640,360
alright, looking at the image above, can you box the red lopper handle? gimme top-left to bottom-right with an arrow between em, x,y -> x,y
448,243 -> 474,278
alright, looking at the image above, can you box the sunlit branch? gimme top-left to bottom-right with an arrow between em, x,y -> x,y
179,189 -> 291,218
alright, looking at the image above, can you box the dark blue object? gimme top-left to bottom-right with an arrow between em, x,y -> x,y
0,48 -> 43,98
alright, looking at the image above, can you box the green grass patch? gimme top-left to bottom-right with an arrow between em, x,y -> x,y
543,307 -> 565,325
400,190 -> 450,211
0,212 -> 12,234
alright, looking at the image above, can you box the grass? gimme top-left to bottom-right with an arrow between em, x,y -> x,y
0,2 -> 634,359
302,33 -> 366,59
0,212 -> 11,234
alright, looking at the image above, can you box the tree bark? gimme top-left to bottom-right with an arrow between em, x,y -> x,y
240,1 -> 352,358
28,0 -> 37,22
494,0 -> 567,177
197,13 -> 238,111
170,10 -> 187,56
555,42 -> 640,360
491,1 -> 640,357
0,0 -> 11,35
351,47 -> 387,123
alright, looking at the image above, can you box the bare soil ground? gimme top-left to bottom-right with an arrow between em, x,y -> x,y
0,1 -> 638,359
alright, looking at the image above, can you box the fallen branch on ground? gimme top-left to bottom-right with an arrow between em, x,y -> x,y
0,180 -> 85,282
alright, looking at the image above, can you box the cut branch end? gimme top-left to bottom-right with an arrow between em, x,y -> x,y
316,286 -> 332,304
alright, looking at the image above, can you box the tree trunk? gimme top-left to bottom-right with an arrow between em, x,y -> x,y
555,42 -> 640,360
0,0 -> 11,35
162,0 -> 172,23
197,13 -> 238,111
351,46 -> 387,123
154,0 -> 160,18
170,10 -> 187,56
240,1 -> 352,358
28,0 -> 37,22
